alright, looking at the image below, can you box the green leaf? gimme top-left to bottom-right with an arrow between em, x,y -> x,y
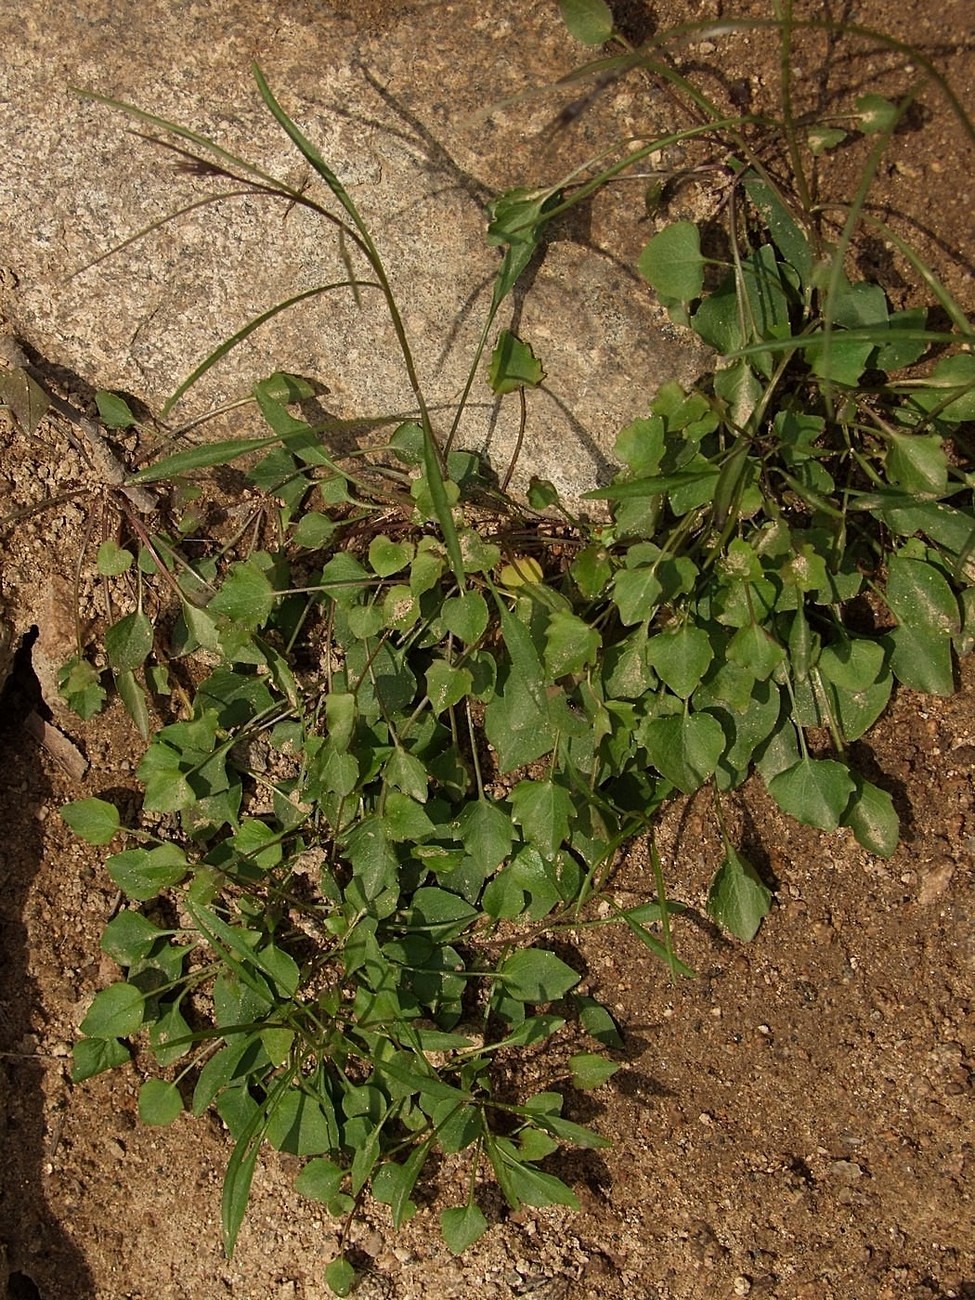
575,995 -> 624,1048
637,221 -> 704,304
543,611 -> 601,677
767,758 -> 856,831
324,1257 -> 356,1298
510,779 -> 572,861
742,172 -> 813,283
61,797 -> 121,845
643,712 -> 724,793
807,125 -> 847,154
368,535 -> 414,577
426,659 -> 472,713
0,366 -> 49,434
442,590 -> 489,643
558,0 -> 614,43
491,1147 -> 580,1210
568,1052 -> 620,1090
842,777 -> 899,857
805,332 -> 873,386
209,555 -> 277,628
410,549 -> 444,595
116,668 -> 150,740
484,676 -> 557,773
105,610 -> 153,672
528,476 -> 559,509
95,389 -> 136,428
101,911 -> 164,966
266,1088 -> 339,1156
488,329 -> 544,395
611,566 -> 662,625
499,948 -> 580,1003
389,420 -> 425,464
324,691 -> 356,753
80,982 -> 144,1039
874,307 -> 928,371
441,1203 -> 489,1255
319,553 -> 369,605
224,1096 -> 275,1258
646,625 -> 713,698
696,245 -> 793,370
71,1036 -> 130,1082
295,1157 -> 346,1204
887,623 -> 954,696
292,512 -> 336,547
912,353 -> 975,424
372,1144 -> 429,1228
855,93 -> 898,133
707,846 -> 772,941
405,888 -> 479,941
530,1110 -> 611,1150
106,845 -> 188,901
58,655 -> 107,719
149,1004 -> 193,1067
384,748 -> 429,803
454,799 -> 515,874
818,638 -> 885,691
885,555 -> 960,635
726,623 -> 786,680
885,433 -> 947,495
382,792 -> 436,843
129,435 -> 278,484
343,818 -> 399,900
570,543 -> 612,598
96,540 -> 134,575
139,1078 -> 183,1126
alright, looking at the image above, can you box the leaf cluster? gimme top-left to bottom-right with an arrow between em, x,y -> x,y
50,9 -> 975,1292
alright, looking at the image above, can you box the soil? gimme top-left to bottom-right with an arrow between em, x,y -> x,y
1,3 -> 973,1299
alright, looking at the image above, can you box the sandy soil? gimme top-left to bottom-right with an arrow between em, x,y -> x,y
0,2 -> 973,1298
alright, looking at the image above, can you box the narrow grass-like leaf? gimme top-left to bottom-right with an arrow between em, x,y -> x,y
129,436 -> 280,484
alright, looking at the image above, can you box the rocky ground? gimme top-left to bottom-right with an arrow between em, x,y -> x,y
0,2 -> 973,1298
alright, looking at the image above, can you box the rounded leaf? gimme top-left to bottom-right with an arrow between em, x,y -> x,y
441,590 -> 489,643
324,1256 -> 356,1298
637,221 -> 704,304
61,797 -> 121,845
138,1078 -> 183,1126
441,1203 -> 489,1256
558,0 -> 614,43
767,758 -> 855,831
80,982 -> 145,1039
